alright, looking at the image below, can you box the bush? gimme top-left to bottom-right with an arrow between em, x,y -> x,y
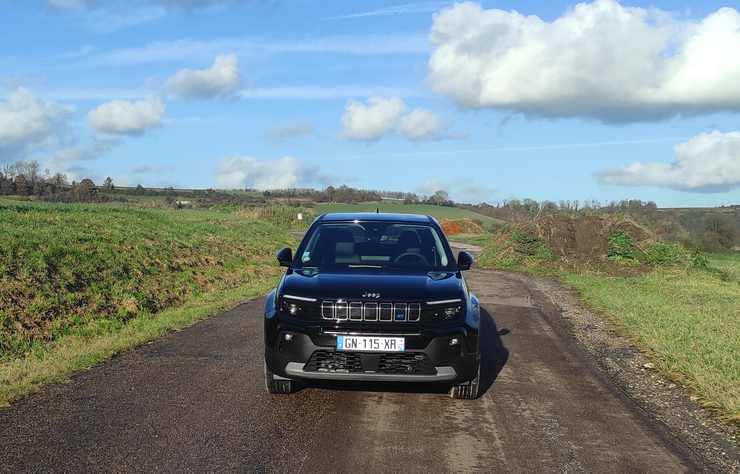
478,226 -> 552,270
608,231 -> 637,261
511,228 -> 551,258
643,242 -> 686,266
690,250 -> 711,270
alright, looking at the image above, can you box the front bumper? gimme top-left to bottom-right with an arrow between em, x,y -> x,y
264,317 -> 479,384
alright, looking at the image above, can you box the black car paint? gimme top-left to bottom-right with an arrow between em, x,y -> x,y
264,213 -> 480,385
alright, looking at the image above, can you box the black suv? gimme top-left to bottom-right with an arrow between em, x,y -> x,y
263,213 -> 481,399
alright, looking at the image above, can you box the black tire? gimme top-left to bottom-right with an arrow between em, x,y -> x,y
450,355 -> 481,400
264,361 -> 295,394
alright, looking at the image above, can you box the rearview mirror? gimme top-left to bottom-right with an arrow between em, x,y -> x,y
457,251 -> 474,271
276,247 -> 293,267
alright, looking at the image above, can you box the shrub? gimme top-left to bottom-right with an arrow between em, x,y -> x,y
511,228 -> 551,258
643,242 -> 686,266
690,250 -> 711,270
608,231 -> 637,261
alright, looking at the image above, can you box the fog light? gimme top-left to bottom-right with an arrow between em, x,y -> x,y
443,306 -> 461,319
284,333 -> 293,342
449,337 -> 460,346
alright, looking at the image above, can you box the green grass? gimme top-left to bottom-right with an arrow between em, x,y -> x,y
0,199 -> 293,405
564,266 -> 739,421
0,284 -> 271,406
475,228 -> 740,422
315,202 -> 505,229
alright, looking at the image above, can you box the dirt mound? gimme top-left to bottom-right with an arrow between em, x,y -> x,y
533,215 -> 654,260
440,218 -> 484,236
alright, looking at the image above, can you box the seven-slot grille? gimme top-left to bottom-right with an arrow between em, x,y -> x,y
321,300 -> 421,322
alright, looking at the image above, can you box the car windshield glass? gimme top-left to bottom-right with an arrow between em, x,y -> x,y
297,222 -> 452,270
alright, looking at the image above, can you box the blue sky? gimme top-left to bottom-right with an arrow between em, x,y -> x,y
1,0 -> 740,207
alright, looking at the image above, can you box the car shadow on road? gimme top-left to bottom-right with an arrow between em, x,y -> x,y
477,306 -> 510,397
299,306 -> 509,398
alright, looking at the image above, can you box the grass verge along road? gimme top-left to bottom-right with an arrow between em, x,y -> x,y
472,227 -> 740,423
0,200 -> 293,405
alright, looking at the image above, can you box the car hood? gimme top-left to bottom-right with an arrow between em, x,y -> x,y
280,269 -> 464,301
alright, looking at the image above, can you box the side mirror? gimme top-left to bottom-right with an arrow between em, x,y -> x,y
457,251 -> 474,271
276,247 -> 293,267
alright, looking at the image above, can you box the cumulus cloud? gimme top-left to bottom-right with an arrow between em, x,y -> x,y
342,96 -> 406,142
398,108 -> 446,141
87,97 -> 165,135
597,131 -> 740,193
268,121 -> 314,143
0,88 -> 72,161
166,54 -> 240,98
215,156 -> 331,190
341,96 -> 450,142
428,1 -> 740,122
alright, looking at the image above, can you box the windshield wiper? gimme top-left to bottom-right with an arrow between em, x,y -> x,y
347,264 -> 383,269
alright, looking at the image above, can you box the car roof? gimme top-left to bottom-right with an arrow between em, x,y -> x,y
318,212 -> 434,224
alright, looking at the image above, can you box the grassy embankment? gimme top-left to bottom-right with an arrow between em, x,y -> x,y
315,201 -> 505,229
0,200 -> 299,405
468,225 -> 740,423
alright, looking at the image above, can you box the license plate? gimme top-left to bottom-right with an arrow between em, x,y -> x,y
336,336 -> 405,352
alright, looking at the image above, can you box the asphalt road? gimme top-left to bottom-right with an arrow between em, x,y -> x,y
0,268 -> 704,473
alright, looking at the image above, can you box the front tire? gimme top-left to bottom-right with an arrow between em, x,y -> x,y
450,356 -> 481,400
264,361 -> 295,394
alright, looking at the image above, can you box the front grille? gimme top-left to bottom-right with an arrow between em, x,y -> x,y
378,353 -> 435,374
304,351 -> 363,373
321,300 -> 421,322
304,350 -> 435,375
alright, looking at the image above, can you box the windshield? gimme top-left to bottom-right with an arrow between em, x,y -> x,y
296,222 -> 453,271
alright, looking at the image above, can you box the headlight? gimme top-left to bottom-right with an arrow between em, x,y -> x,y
281,300 -> 303,315
280,294 -> 317,316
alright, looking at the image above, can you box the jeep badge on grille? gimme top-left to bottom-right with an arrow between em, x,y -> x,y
362,292 -> 381,299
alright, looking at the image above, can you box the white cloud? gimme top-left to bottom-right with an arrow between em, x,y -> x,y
428,1 -> 740,122
166,54 -> 240,98
215,156 -> 331,190
87,97 -> 165,135
342,97 -> 406,142
341,96 -> 450,142
597,131 -> 740,193
398,108 -> 446,141
0,88 -> 72,161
